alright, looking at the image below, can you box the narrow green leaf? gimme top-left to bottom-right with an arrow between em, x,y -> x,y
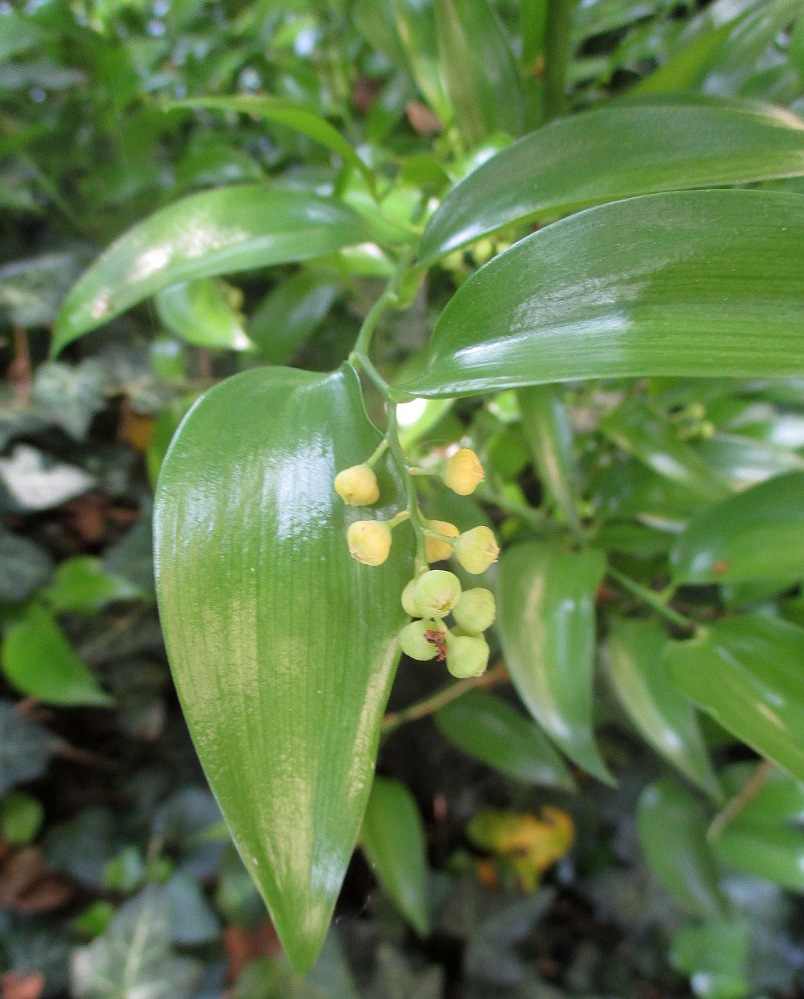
712,819 -> 804,891
400,191 -> 804,398
720,762 -> 804,824
497,540 -> 613,782
434,689 -> 576,789
361,776 -> 430,935
53,186 -> 373,353
670,471 -> 804,584
419,100 -> 804,262
697,433 -> 804,491
666,615 -> 804,781
155,278 -> 252,351
248,272 -> 337,366
394,0 -> 451,121
154,363 -> 414,973
605,620 -> 720,797
637,780 -> 727,919
1,606 -> 114,707
633,21 -> 736,96
435,0 -> 524,146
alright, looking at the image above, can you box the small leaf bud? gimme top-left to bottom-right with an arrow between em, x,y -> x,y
401,579 -> 422,617
452,588 -> 496,634
334,464 -> 380,506
454,526 -> 500,574
443,448 -> 484,496
446,635 -> 490,678
347,520 -> 392,566
399,620 -> 443,661
413,570 -> 462,618
424,519 -> 460,562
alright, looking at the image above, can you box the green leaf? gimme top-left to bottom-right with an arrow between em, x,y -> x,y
666,615 -> 804,781
670,917 -> 750,999
361,777 -> 430,935
720,762 -> 804,823
435,0 -> 524,146
636,780 -> 726,919
712,819 -> 804,891
419,100 -> 804,262
497,540 -> 613,782
0,790 -> 44,846
433,689 -> 575,789
43,556 -> 146,614
165,96 -> 376,192
670,471 -> 804,584
1,606 -> 114,707
248,272 -> 337,365
53,186 -> 373,353
605,620 -> 720,797
399,190 -> 804,398
0,700 -> 52,796
394,0 -> 451,121
154,363 -> 414,972
155,278 -> 252,351
697,433 -> 804,491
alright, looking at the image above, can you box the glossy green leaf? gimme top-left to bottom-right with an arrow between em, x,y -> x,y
360,776 -> 430,935
394,0 -> 451,122
605,620 -> 720,797
166,96 -> 375,191
53,186 -> 373,353
419,101 -> 804,262
435,0 -> 524,146
697,433 -> 804,491
671,917 -> 749,999
1,605 -> 114,707
720,762 -> 804,824
666,615 -> 804,781
712,819 -> 804,891
670,471 -> 804,584
155,278 -> 252,351
497,540 -> 612,782
401,191 -> 804,398
154,363 -> 414,973
518,386 -> 581,535
637,780 -> 726,919
434,689 -> 576,789
248,272 -> 337,365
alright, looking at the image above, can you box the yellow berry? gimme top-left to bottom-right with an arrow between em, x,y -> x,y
454,526 -> 499,574
334,464 -> 380,506
413,570 -> 462,619
347,520 -> 392,566
446,635 -> 490,678
453,588 -> 496,634
401,579 -> 422,617
443,448 -> 484,496
424,519 -> 460,562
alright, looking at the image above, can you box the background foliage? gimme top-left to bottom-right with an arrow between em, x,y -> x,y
1,0 -> 803,997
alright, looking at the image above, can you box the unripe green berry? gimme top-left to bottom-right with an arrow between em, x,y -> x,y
452,588 -> 496,634
401,579 -> 422,617
413,569 -> 462,619
334,463 -> 379,505
347,520 -> 392,566
446,635 -> 490,678
398,620 -> 443,661
454,526 -> 500,574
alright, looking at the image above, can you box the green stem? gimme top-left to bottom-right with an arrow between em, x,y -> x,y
606,565 -> 697,634
476,484 -> 554,535
543,0 -> 575,121
387,405 -> 429,573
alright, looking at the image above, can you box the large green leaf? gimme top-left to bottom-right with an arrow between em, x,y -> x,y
53,186 -> 373,353
418,100 -> 804,262
670,471 -> 804,584
360,776 -> 430,935
497,540 -> 612,782
154,363 -> 413,973
712,819 -> 804,891
666,615 -> 804,781
398,190 -> 804,398
604,620 -> 720,797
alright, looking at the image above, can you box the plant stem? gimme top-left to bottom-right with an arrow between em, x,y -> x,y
543,0 -> 575,121
381,661 -> 509,736
708,758 -> 773,841
606,564 -> 697,634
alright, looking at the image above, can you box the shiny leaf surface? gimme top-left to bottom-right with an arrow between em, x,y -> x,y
497,541 -> 612,782
670,471 -> 804,584
605,620 -> 720,797
419,100 -> 804,262
155,278 -> 252,351
399,191 -> 804,398
434,690 -> 576,789
360,776 -> 430,935
666,615 -> 804,781
154,363 -> 414,972
54,186 -> 372,352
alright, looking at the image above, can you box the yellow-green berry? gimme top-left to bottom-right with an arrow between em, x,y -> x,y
454,526 -> 500,574
401,579 -> 422,617
399,620 -> 444,661
453,588 -> 496,634
424,519 -> 460,563
334,463 -> 379,506
413,570 -> 461,619
443,448 -> 484,496
446,635 -> 490,678
347,520 -> 392,566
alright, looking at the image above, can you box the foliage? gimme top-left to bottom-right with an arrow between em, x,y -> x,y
2,0 -> 804,997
